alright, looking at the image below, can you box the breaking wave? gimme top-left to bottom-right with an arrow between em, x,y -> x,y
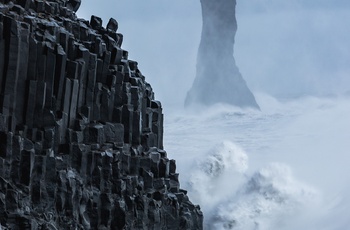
187,141 -> 318,230
165,94 -> 350,230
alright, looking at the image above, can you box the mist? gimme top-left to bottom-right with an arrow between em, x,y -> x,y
163,95 -> 350,229
78,1 -> 350,229
79,0 -> 350,107
235,3 -> 350,98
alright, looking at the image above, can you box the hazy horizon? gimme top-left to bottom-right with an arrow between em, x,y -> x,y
79,0 -> 350,109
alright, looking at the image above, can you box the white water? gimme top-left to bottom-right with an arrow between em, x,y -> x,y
77,1 -> 350,228
164,94 -> 350,229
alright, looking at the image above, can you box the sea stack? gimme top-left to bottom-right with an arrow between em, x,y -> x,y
185,0 -> 259,109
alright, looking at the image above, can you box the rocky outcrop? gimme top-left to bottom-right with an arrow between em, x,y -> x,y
0,0 -> 203,229
185,0 -> 259,109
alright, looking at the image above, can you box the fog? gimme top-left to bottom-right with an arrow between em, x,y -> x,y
235,4 -> 350,98
163,95 -> 350,229
78,1 -> 350,229
79,0 -> 350,107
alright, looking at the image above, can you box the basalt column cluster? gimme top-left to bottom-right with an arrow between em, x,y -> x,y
0,0 -> 203,229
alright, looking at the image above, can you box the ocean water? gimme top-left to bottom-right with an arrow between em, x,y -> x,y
77,2 -> 350,229
163,93 -> 350,230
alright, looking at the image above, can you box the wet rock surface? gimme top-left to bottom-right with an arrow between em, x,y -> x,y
0,0 -> 203,229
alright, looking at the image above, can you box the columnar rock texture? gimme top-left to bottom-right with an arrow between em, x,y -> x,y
0,1 -> 203,229
185,0 -> 259,108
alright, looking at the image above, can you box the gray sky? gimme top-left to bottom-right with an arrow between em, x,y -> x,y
78,0 -> 350,107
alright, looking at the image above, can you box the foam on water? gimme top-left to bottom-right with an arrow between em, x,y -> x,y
186,141 -> 318,229
164,94 -> 350,230
188,141 -> 249,208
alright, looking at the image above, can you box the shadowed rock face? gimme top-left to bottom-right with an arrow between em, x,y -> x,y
0,0 -> 203,229
185,0 -> 259,109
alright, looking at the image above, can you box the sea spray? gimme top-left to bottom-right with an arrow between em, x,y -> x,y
209,163 -> 318,229
165,95 -> 350,229
186,141 -> 318,229
188,141 -> 249,207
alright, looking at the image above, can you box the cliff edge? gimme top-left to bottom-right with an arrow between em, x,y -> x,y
0,0 -> 203,229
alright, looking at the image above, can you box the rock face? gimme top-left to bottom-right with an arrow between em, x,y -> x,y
185,0 -> 259,109
0,0 -> 203,229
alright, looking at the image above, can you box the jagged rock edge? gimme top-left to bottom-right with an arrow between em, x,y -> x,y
0,0 -> 203,229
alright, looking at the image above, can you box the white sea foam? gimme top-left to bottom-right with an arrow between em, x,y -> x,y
209,162 -> 318,230
164,94 -> 350,230
187,141 -> 319,229
77,2 -> 350,229
188,141 -> 249,208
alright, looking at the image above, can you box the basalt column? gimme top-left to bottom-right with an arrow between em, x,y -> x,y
185,0 -> 259,108
0,0 -> 203,229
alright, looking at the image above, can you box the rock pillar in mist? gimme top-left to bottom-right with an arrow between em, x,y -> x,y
185,0 -> 259,108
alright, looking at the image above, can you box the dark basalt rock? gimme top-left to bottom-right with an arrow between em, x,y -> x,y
0,0 -> 203,229
185,0 -> 259,109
